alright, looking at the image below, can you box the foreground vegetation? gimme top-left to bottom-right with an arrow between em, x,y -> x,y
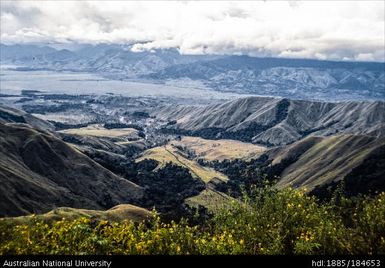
1,185 -> 384,255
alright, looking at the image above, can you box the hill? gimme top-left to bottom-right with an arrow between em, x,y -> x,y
136,144 -> 228,184
0,122 -> 143,217
170,136 -> 266,161
156,97 -> 385,146
0,104 -> 55,132
266,134 -> 385,193
58,124 -> 142,141
0,204 -> 151,225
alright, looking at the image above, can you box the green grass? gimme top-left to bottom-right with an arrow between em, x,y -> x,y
185,189 -> 234,213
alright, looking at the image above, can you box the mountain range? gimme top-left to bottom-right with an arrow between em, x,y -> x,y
1,43 -> 384,101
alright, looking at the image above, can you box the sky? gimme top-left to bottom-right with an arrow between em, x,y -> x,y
1,1 -> 384,62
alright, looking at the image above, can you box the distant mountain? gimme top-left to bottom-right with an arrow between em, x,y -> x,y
0,122 -> 143,217
265,134 -> 385,195
1,43 -> 384,101
0,44 -> 57,61
0,43 -> 216,78
155,97 -> 385,146
146,56 -> 385,100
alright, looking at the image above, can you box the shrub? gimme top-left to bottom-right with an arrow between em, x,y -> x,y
1,186 -> 384,255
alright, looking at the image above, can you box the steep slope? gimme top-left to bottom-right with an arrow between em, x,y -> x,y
0,104 -> 55,132
156,97 -> 385,146
266,134 -> 385,192
0,122 -> 143,217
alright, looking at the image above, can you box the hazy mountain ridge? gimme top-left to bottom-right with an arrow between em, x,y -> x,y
156,97 -> 385,146
1,43 -> 384,101
0,43 -> 216,78
147,57 -> 385,100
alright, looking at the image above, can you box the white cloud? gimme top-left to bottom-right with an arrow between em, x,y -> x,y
1,0 -> 384,61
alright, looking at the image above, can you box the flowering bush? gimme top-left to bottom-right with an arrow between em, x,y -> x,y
1,186 -> 384,255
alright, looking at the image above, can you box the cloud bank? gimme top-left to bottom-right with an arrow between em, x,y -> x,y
1,1 -> 384,61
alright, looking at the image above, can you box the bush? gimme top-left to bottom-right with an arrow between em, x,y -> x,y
211,185 -> 349,254
1,186 -> 384,255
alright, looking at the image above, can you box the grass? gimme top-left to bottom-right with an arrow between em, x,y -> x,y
136,144 -> 228,183
275,135 -> 385,190
59,124 -> 139,139
185,189 -> 234,213
171,136 -> 266,161
0,204 -> 151,226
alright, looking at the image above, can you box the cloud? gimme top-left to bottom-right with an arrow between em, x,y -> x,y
1,1 -> 384,61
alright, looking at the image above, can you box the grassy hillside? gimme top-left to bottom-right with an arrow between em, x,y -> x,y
0,204 -> 151,226
269,134 -> 385,191
0,105 -> 55,132
59,124 -> 140,140
136,144 -> 228,184
185,189 -> 234,212
171,136 -> 266,161
0,122 -> 143,217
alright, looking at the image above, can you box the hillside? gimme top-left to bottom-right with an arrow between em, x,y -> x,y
136,144 -> 228,184
266,134 -> 385,193
185,188 -> 234,212
58,124 -> 142,141
0,104 -> 55,132
156,97 -> 385,146
170,136 -> 266,161
0,122 -> 143,217
0,204 -> 151,225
